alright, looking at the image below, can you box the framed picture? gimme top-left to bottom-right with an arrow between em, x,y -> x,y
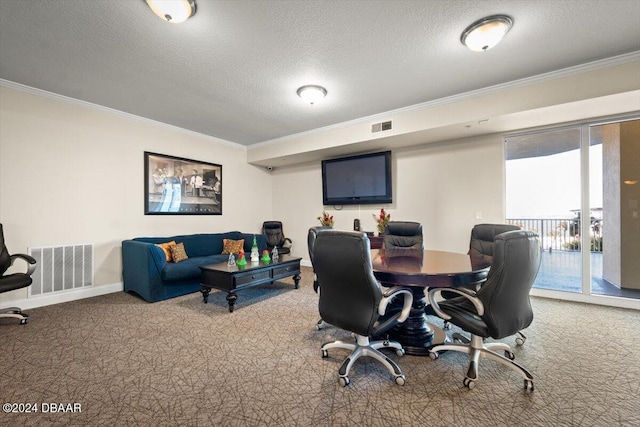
144,151 -> 222,215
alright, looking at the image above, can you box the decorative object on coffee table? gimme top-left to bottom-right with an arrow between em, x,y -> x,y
250,235 -> 260,262
236,252 -> 247,267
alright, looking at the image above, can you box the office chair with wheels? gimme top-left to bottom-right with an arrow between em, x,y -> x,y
427,230 -> 541,391
0,223 -> 37,324
465,223 -> 526,345
314,230 -> 413,386
383,221 -> 423,249
307,226 -> 332,330
262,221 -> 292,255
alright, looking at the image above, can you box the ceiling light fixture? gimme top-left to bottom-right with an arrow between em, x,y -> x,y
297,85 -> 327,105
461,15 -> 513,52
145,0 -> 197,23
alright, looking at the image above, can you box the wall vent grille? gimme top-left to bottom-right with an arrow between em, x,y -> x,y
371,120 -> 393,133
28,244 -> 94,296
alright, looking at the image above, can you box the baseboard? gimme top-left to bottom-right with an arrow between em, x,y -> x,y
4,282 -> 124,310
301,259 -> 312,268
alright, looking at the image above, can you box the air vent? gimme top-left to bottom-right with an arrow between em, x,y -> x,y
371,120 -> 392,133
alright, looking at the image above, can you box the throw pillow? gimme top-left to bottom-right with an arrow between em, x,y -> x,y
170,242 -> 189,263
155,241 -> 177,262
222,239 -> 244,254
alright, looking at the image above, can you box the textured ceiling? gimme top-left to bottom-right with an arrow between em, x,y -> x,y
1,0 -> 639,146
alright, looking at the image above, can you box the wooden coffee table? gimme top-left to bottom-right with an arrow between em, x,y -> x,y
199,255 -> 301,312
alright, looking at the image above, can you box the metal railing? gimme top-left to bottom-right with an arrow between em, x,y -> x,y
506,218 -> 603,253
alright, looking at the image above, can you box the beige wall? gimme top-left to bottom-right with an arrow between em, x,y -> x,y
272,134 -> 505,262
0,87 -> 273,303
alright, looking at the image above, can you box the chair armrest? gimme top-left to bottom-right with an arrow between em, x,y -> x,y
427,287 -> 484,320
379,286 -> 413,322
10,253 -> 37,276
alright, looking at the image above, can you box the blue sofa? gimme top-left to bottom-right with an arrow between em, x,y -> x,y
122,231 -> 267,302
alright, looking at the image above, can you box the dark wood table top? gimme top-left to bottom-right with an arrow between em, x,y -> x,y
370,248 -> 491,288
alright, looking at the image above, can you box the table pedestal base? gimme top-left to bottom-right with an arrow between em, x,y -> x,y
380,288 -> 450,356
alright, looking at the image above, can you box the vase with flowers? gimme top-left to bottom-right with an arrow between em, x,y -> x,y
317,211 -> 334,227
373,208 -> 390,235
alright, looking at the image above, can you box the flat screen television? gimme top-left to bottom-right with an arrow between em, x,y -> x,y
322,151 -> 392,206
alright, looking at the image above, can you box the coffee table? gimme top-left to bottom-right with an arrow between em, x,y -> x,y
200,255 -> 301,312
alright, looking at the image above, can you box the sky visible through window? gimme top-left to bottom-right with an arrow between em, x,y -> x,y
506,145 -> 602,219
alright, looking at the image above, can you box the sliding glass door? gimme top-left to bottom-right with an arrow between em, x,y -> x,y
589,119 -> 640,299
505,116 -> 640,306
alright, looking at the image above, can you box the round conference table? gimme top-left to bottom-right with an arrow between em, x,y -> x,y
370,248 -> 491,356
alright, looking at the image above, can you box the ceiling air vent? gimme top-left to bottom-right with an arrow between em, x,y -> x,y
371,120 -> 392,133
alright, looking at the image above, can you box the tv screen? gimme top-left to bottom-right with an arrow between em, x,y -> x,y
322,151 -> 392,206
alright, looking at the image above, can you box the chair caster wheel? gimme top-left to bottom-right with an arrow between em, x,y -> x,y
395,375 -> 406,386
443,321 -> 451,330
463,377 -> 476,389
516,336 -> 526,346
339,376 -> 350,387
524,379 -> 534,391
504,350 -> 515,360
321,350 -> 328,358
395,348 -> 405,357
429,351 -> 439,360
20,318 -> 28,325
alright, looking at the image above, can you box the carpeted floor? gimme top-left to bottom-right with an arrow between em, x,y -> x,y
1,266 -> 639,426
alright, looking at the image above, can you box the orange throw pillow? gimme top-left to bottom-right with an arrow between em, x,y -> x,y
155,241 -> 177,262
222,239 -> 244,254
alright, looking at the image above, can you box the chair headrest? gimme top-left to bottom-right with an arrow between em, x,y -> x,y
385,221 -> 422,236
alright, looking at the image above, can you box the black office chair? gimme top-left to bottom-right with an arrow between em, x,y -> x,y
383,221 -> 423,249
314,230 -> 413,386
308,226 -> 333,330
469,223 -> 521,264
427,230 -> 541,391
262,221 -> 292,255
465,223 -> 526,345
0,223 -> 37,324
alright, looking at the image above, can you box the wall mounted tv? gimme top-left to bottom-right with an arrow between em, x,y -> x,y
322,151 -> 392,206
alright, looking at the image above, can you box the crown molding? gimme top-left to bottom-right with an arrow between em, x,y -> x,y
252,51 -> 640,148
0,79 -> 245,150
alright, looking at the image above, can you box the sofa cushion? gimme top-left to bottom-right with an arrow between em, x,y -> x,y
161,254 -> 230,282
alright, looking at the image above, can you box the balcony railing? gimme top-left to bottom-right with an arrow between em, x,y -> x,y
506,218 -> 602,253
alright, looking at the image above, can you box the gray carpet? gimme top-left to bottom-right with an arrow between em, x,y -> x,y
1,266 -> 639,427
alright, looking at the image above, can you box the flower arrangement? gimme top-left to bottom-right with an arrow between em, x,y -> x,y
373,208 -> 391,233
317,211 -> 334,227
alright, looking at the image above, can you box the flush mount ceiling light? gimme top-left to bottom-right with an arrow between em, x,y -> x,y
461,15 -> 513,52
297,85 -> 327,105
145,0 -> 196,23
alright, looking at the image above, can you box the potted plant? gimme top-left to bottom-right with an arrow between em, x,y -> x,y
373,208 -> 390,235
317,211 -> 334,227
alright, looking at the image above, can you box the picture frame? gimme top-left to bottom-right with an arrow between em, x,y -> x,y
144,151 -> 222,215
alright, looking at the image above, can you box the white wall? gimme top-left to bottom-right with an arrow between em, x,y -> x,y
0,87 -> 273,304
272,134 -> 505,262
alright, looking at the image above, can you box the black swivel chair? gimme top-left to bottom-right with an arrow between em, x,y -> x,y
427,230 -> 541,391
262,221 -> 292,255
383,221 -> 423,249
314,230 -> 413,386
466,223 -> 526,345
0,223 -> 37,324
308,226 -> 332,330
